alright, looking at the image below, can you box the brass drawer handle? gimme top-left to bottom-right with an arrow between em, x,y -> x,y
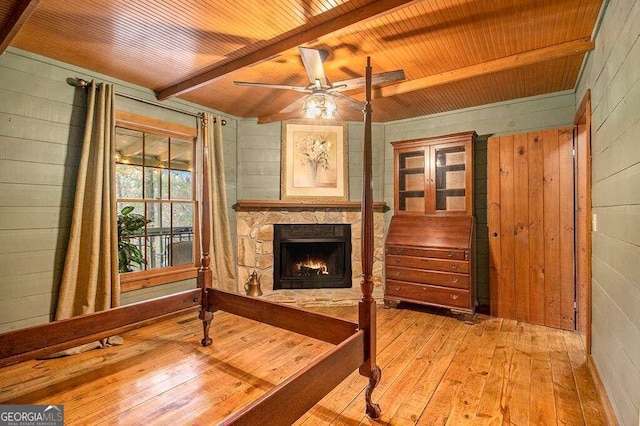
393,286 -> 400,291
447,252 -> 455,258
394,258 -> 401,264
451,264 -> 459,269
450,294 -> 459,300
451,278 -> 459,284
394,271 -> 401,276
397,248 -> 405,254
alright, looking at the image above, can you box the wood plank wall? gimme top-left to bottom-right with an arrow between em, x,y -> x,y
0,49 -> 234,333
574,0 -> 640,423
488,128 -> 575,330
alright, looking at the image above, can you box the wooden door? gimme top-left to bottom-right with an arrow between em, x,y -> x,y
488,128 -> 575,329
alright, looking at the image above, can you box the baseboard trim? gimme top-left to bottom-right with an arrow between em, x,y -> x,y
587,355 -> 619,425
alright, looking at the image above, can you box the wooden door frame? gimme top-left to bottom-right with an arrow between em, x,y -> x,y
574,90 -> 592,353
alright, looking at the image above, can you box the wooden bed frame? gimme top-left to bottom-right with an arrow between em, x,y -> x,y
0,58 -> 382,425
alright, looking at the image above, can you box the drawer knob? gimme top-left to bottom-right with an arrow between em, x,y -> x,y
451,264 -> 459,269
450,294 -> 459,300
451,278 -> 459,284
447,252 -> 455,258
394,271 -> 401,276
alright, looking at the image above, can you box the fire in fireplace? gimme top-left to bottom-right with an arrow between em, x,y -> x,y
273,224 -> 352,289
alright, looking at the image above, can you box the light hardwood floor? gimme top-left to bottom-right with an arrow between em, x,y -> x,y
0,304 -> 608,425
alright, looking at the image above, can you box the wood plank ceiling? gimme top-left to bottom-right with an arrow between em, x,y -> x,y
0,0 -> 603,123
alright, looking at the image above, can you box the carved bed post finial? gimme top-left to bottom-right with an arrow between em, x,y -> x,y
199,114 -> 213,347
359,56 -> 382,420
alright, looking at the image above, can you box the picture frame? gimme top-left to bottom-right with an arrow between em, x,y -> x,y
281,120 -> 349,201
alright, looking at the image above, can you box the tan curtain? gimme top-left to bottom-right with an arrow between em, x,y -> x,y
55,81 -> 119,320
202,113 -> 237,291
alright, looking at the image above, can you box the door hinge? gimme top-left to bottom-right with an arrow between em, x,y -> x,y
572,148 -> 576,157
573,301 -> 577,310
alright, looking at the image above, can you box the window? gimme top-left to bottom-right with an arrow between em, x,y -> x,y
115,111 -> 198,291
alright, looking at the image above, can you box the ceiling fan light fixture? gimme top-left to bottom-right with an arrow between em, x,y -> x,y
301,92 -> 338,119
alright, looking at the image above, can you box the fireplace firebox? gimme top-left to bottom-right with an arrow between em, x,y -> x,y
273,224 -> 352,290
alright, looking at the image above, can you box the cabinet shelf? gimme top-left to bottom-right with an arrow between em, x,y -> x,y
399,190 -> 425,196
435,164 -> 465,172
436,188 -> 466,196
399,167 -> 425,174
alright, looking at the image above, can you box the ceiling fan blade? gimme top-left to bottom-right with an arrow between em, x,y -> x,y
234,81 -> 310,92
279,96 -> 306,114
299,47 -> 328,86
258,109 -> 303,124
331,69 -> 406,92
257,97 -> 306,124
334,92 -> 364,113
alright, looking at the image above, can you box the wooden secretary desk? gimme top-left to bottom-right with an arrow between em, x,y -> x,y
384,131 -> 477,315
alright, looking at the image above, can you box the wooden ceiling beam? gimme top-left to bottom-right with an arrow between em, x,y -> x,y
155,0 -> 421,100
0,0 -> 41,55
350,37 -> 595,100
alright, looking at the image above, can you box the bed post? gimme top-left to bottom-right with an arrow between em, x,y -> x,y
359,56 -> 382,420
199,114 -> 213,347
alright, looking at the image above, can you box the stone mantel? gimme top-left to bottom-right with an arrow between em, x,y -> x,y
234,200 -> 388,212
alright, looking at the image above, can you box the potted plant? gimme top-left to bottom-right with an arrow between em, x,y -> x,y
117,206 -> 150,273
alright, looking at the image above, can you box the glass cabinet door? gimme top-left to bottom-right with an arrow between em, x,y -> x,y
397,149 -> 426,213
432,144 -> 467,213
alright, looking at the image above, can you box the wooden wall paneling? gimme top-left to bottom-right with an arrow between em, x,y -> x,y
513,133 -> 530,322
527,131 -> 546,326
487,137 -> 501,317
558,127 -> 576,330
542,129 -> 562,329
498,135 -> 516,319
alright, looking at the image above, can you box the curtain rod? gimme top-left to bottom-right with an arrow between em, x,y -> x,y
68,78 -> 227,125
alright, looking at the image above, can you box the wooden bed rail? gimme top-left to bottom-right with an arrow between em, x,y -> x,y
207,288 -> 358,345
0,289 -> 201,367
221,330 -> 365,425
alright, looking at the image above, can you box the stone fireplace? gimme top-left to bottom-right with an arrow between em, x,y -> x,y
234,200 -> 387,306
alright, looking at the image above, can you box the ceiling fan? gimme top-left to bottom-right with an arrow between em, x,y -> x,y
233,46 -> 406,121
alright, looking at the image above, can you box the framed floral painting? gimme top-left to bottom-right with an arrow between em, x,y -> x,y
281,120 -> 348,201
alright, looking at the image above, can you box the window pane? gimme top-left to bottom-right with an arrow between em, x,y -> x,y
170,170 -> 192,200
147,202 -> 171,269
145,167 -> 168,200
169,138 -> 193,171
117,202 -> 147,272
171,203 -> 194,266
144,134 -> 168,168
115,128 -> 143,166
172,203 -> 193,229
147,235 -> 166,269
116,164 -> 143,199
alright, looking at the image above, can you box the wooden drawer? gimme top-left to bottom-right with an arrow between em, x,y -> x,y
386,245 -> 467,260
385,280 -> 470,309
386,254 -> 468,273
386,266 -> 468,289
